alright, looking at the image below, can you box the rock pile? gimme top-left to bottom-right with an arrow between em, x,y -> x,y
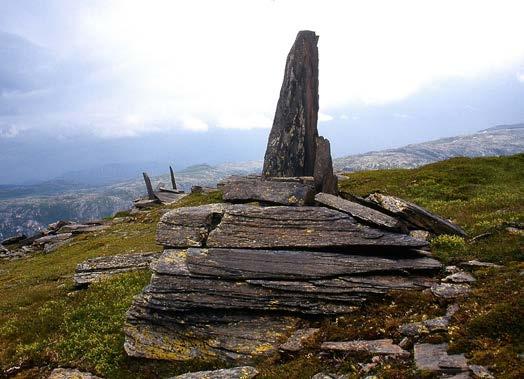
123,30 -> 465,364
124,195 -> 444,362
74,251 -> 161,287
0,220 -> 108,261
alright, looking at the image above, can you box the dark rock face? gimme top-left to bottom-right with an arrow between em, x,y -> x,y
314,137 -> 338,195
74,252 -> 161,287
263,31 -> 319,177
221,176 -> 316,206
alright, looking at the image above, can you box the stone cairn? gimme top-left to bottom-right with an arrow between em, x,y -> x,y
124,31 -> 464,363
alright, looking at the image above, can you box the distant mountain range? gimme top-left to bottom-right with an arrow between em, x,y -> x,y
333,123 -> 524,172
0,124 -> 522,239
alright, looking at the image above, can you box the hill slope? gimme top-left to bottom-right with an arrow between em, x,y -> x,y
0,155 -> 522,378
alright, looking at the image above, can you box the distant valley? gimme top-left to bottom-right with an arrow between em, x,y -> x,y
1,124 -> 522,239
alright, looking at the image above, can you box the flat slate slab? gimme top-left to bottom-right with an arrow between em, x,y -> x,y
206,205 -> 428,250
315,192 -> 405,232
48,368 -> 102,379
168,366 -> 258,379
181,248 -> 441,280
321,339 -> 410,358
74,252 -> 161,286
222,176 -> 316,206
414,343 -> 468,374
367,193 -> 466,236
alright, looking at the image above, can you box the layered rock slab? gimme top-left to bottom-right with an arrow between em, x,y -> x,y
206,205 -> 428,250
182,248 -> 441,280
125,247 -> 440,361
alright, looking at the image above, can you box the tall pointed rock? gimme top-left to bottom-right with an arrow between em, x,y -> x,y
263,30 -> 320,177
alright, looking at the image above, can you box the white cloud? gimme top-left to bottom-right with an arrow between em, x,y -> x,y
0,125 -> 20,138
181,116 -> 208,132
517,72 -> 524,82
318,112 -> 334,122
3,0 -> 524,136
217,113 -> 272,129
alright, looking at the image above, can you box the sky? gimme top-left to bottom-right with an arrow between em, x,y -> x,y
1,0 -> 524,183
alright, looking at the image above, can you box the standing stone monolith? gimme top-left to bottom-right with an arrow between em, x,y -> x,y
142,172 -> 156,200
263,30 -> 320,177
169,166 -> 177,190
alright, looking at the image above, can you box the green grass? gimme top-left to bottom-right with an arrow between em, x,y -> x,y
0,191 -> 224,378
1,156 -> 523,378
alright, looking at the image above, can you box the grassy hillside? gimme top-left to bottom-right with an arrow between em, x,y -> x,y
0,155 -> 522,378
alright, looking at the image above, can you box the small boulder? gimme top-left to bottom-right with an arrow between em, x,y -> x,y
48,368 -> 102,379
469,364 -> 494,379
321,339 -> 410,358
168,366 -> 258,379
431,283 -> 471,299
443,271 -> 476,284
460,260 -> 502,269
414,343 -> 468,375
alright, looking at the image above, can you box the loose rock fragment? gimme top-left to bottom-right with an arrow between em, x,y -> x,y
33,233 -> 73,246
469,364 -> 494,379
280,328 -> 319,352
315,193 -> 405,232
48,368 -> 102,379
414,343 -> 468,374
431,283 -> 471,299
74,252 -> 161,286
443,271 -> 476,283
367,193 -> 466,236
168,366 -> 258,379
311,374 -> 350,379
321,339 -> 410,358
460,260 -> 502,269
